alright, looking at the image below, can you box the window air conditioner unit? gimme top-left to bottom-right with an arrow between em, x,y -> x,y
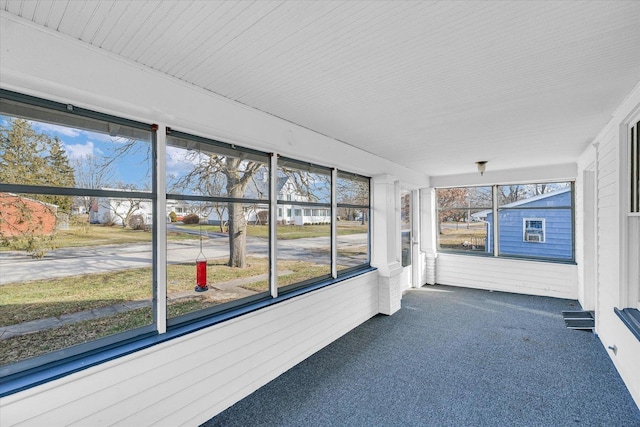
525,233 -> 542,242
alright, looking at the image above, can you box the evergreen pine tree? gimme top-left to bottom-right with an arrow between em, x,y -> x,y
0,118 -> 48,186
44,136 -> 76,212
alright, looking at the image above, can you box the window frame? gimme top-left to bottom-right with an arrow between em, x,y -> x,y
0,89 -> 158,378
435,186 -> 493,256
620,110 -> 640,316
0,89 -> 374,395
436,182 -> 575,263
335,171 -> 371,276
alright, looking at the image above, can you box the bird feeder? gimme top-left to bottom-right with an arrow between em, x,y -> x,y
195,253 -> 208,292
195,213 -> 208,292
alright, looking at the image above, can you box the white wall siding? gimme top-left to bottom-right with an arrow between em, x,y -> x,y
582,81 -> 640,409
0,272 -> 379,426
436,253 -> 578,299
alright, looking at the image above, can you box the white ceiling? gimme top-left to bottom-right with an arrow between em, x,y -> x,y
2,0 -> 639,176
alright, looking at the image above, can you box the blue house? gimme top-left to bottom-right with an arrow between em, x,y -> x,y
483,188 -> 573,260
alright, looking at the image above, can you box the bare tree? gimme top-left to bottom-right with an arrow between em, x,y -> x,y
173,152 -> 264,268
102,183 -> 146,228
73,154 -> 116,213
437,187 -> 469,232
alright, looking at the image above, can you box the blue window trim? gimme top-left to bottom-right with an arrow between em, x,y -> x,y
614,307 -> 640,341
0,267 -> 376,398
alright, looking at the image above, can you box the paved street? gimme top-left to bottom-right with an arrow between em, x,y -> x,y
0,233 -> 366,285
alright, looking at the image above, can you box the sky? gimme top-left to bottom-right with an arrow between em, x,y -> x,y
1,115 -> 158,188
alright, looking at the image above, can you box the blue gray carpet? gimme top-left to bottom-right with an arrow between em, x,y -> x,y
202,285 -> 640,426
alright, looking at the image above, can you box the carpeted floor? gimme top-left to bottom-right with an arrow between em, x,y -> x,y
202,285 -> 640,426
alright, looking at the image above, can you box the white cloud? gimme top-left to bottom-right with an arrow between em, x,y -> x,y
64,141 -> 97,159
166,145 -> 203,175
30,121 -> 81,138
83,130 -> 125,143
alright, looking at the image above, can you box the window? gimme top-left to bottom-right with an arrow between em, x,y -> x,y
0,91 -> 155,372
436,182 -> 574,261
336,172 -> 370,273
0,89 -> 372,388
523,219 -> 545,242
436,186 -> 492,253
165,131 -> 270,324
401,191 -> 412,267
617,115 -> 640,336
277,158 -> 332,292
497,183 -> 573,260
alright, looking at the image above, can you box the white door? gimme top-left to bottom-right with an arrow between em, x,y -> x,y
400,190 -> 412,290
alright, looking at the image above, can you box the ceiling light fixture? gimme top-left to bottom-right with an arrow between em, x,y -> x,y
476,161 -> 488,176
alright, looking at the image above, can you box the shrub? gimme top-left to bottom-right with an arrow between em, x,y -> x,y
129,214 -> 146,230
0,231 -> 57,259
182,213 -> 200,224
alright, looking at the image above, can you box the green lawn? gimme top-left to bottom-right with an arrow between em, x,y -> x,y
0,223 -> 199,253
439,222 -> 487,250
176,222 -> 368,240
0,257 -> 338,365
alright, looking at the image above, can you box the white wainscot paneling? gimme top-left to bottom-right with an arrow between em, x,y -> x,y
0,272 -> 379,427
436,253 -> 578,299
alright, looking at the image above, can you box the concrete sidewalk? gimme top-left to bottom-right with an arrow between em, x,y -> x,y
0,271 -> 291,340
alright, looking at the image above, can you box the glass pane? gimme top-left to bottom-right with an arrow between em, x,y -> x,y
401,192 -> 411,266
336,172 -> 369,205
166,202 -> 270,320
437,208 -> 489,253
277,203 -> 331,291
277,167 -> 330,204
337,208 -> 369,271
497,183 -> 571,207
166,136 -> 269,199
437,186 -> 492,254
437,186 -> 492,210
0,114 -> 152,190
0,194 -> 153,367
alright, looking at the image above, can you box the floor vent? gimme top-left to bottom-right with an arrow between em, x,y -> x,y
562,311 -> 595,331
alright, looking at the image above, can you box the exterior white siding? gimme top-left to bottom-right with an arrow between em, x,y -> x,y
436,253 -> 578,299
0,272 -> 379,426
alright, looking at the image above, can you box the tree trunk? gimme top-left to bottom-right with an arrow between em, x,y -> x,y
226,162 -> 247,268
228,201 -> 247,268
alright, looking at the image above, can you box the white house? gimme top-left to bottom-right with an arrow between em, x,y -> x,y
201,176 -> 331,226
91,189 -> 153,227
0,2 -> 639,425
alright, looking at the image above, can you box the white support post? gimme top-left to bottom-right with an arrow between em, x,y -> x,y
269,153 -> 278,298
331,168 -> 338,279
421,188 -> 437,285
411,189 -> 421,288
371,174 -> 403,315
492,185 -> 499,257
155,124 -> 167,334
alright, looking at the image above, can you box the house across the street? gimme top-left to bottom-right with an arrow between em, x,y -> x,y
0,193 -> 58,237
